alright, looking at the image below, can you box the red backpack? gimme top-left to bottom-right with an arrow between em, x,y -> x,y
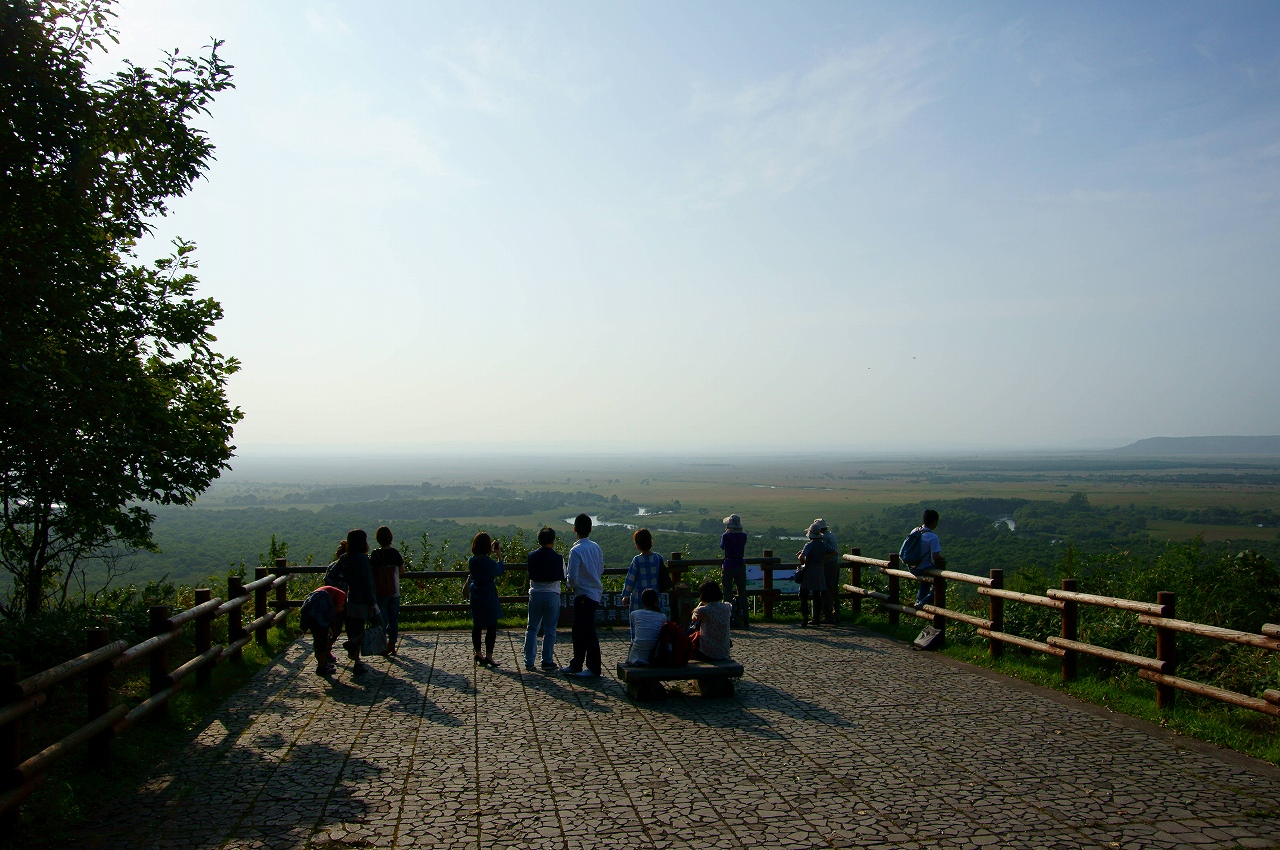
649,621 -> 691,668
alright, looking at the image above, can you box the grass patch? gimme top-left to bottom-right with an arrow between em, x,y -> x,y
847,611 -> 1280,765
1,627 -> 298,850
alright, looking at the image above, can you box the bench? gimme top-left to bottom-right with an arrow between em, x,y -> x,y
615,658 -> 744,701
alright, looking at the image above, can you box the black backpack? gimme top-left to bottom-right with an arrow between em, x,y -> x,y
649,621 -> 691,668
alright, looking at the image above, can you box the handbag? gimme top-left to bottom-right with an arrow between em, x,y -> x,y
792,564 -> 807,584
362,608 -> 388,656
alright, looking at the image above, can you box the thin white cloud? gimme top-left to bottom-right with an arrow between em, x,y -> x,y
677,34 -> 941,207
305,6 -> 350,42
418,32 -> 594,116
254,87 -> 470,203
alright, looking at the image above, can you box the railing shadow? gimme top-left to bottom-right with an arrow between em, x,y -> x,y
76,738 -> 380,850
387,649 -> 476,696
492,666 -> 617,714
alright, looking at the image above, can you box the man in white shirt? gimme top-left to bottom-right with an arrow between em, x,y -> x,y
562,513 -> 605,678
911,509 -> 944,607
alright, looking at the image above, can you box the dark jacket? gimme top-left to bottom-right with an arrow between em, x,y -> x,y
526,547 -> 566,583
322,558 -> 347,592
342,552 -> 377,610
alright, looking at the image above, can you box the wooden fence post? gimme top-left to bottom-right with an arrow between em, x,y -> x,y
1,662 -> 18,784
669,553 -> 690,628
832,550 -> 843,624
988,569 -> 1003,658
0,662 -> 18,830
933,573 -> 947,647
849,548 -> 861,618
1156,591 -> 1177,709
228,575 -> 246,663
887,553 -> 900,627
762,550 -> 774,621
273,558 -> 288,623
1060,578 -> 1078,682
149,605 -> 170,720
194,589 -> 213,688
86,627 -> 112,764
254,566 -> 269,647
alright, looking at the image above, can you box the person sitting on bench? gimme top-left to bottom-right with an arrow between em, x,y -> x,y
689,581 -> 732,661
625,589 -> 668,666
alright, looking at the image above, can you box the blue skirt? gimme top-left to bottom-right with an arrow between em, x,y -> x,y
471,593 -> 501,630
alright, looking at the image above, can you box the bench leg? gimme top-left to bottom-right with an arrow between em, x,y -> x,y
628,681 -> 666,702
695,677 -> 734,698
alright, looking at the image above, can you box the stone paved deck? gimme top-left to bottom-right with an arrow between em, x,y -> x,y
74,625 -> 1280,850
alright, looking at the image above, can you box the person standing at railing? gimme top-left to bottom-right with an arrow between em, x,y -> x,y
909,509 -> 944,608
720,514 -> 749,630
620,527 -> 666,623
322,539 -> 349,591
466,531 -> 505,668
562,513 -> 604,678
320,540 -> 352,661
525,526 -> 565,672
371,525 -> 406,656
796,522 -> 829,628
341,529 -> 378,675
813,518 -> 841,625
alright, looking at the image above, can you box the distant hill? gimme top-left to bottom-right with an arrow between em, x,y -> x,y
1111,436 -> 1280,456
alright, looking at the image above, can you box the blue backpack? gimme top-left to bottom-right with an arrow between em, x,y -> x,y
899,528 -> 928,567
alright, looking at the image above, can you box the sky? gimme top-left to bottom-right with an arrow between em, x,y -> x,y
105,1 -> 1280,454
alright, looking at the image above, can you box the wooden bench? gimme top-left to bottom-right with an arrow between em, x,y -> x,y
615,658 -> 744,701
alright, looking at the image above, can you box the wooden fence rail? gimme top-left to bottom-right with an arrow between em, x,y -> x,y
272,553 -> 794,621
270,552 -> 892,624
0,572 -> 288,822
840,550 -> 1280,719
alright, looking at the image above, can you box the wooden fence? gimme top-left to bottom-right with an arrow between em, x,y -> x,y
0,570 -> 289,822
0,551 -> 787,822
272,552 -> 786,625
840,551 -> 1280,719
6,545 -> 1276,824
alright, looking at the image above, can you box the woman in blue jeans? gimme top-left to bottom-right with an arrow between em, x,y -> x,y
524,526 -> 565,672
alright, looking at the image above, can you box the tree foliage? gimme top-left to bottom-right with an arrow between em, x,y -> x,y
0,0 -> 240,618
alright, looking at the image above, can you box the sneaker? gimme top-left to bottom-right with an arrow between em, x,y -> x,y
573,669 -> 599,679
525,663 -> 536,672
540,661 -> 558,671
352,661 -> 369,675
559,666 -> 578,675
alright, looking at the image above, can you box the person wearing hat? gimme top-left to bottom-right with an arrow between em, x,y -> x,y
796,522 -> 830,627
813,518 -> 842,624
720,514 -> 749,629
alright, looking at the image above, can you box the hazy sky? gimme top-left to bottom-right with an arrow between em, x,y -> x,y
108,1 -> 1280,453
